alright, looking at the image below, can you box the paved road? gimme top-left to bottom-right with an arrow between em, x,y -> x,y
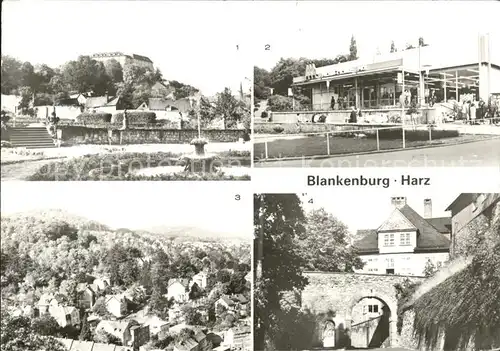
255,138 -> 500,168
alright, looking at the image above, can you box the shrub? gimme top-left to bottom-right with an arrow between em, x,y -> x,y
112,111 -> 156,124
371,128 -> 459,141
261,111 -> 268,118
76,113 -> 112,124
273,126 -> 284,134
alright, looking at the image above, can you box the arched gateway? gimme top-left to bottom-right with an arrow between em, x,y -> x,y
300,272 -> 424,348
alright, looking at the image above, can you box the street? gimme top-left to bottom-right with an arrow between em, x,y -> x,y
254,138 -> 500,168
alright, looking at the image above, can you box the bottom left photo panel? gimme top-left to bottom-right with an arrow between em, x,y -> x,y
0,182 -> 252,351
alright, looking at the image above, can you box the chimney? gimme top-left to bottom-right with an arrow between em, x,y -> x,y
424,199 -> 432,218
391,196 -> 407,209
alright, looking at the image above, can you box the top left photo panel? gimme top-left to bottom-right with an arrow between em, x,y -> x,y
1,1 -> 252,181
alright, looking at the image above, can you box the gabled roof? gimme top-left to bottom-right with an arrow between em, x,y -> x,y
168,278 -> 189,288
218,295 -> 235,306
355,204 -> 450,253
105,97 -> 120,107
377,208 -> 417,232
426,217 -> 452,234
85,97 -> 110,108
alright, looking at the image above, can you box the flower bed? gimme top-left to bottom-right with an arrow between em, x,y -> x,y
27,150 -> 250,181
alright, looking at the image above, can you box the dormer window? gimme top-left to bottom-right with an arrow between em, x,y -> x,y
383,233 -> 395,247
400,233 -> 411,246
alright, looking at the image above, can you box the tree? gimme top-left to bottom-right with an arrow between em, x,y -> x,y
349,35 -> 358,61
182,305 -> 203,325
31,315 -> 61,336
213,87 -> 244,129
189,282 -> 203,300
61,55 -> 109,94
104,59 -> 123,84
17,86 -> 33,114
390,40 -> 397,53
254,194 -> 309,350
299,208 -> 364,272
175,328 -> 195,344
1,312 -> 67,351
79,313 -> 92,341
1,55 -> 23,94
216,270 -> 231,284
94,328 -> 122,345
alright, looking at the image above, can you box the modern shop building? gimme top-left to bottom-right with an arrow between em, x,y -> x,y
292,34 -> 499,111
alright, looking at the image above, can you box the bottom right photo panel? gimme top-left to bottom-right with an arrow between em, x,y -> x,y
253,193 -> 500,351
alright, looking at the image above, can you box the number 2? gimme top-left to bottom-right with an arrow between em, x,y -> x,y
265,44 -> 270,51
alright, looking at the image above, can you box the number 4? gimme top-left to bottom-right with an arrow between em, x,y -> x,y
308,198 -> 313,204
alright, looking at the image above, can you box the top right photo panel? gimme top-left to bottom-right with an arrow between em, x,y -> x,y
253,1 -> 500,168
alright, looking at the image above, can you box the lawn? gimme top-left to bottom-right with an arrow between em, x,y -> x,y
253,134 -> 483,160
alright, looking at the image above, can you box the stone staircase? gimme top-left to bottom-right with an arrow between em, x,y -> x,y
8,127 -> 56,149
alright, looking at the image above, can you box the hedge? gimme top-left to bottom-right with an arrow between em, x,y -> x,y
76,113 -> 112,124
112,111 -> 157,124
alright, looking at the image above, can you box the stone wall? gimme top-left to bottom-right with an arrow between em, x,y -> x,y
452,200 -> 500,258
301,272 -> 425,347
57,126 -> 247,145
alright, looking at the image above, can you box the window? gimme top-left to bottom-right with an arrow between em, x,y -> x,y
400,233 -> 411,246
386,258 -> 394,268
368,305 -> 379,313
386,268 -> 395,274
384,233 -> 395,247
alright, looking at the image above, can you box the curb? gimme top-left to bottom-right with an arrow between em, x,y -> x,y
254,136 -> 500,163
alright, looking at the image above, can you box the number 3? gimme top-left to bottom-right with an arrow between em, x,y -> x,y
235,194 -> 241,201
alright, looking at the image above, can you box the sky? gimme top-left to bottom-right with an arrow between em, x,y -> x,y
1,182 -> 252,237
3,1 -> 498,92
299,189 -> 459,235
250,1 -> 500,70
1,1 -> 253,96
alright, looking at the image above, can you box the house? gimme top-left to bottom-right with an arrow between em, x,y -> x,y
189,272 -> 208,290
223,326 -> 251,350
445,193 -> 500,258
95,294 -> 129,318
95,320 -> 149,347
92,277 -> 110,292
85,95 -> 124,114
354,197 -> 451,276
166,279 -> 190,303
48,305 -> 81,328
215,296 -> 235,313
77,284 -> 95,310
146,98 -> 193,114
151,82 -> 175,99
37,293 -> 65,315
142,316 -> 169,339
173,329 -> 211,351
69,92 -> 91,105
243,272 -> 251,284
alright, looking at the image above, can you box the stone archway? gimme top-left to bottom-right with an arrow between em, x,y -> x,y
345,290 -> 398,348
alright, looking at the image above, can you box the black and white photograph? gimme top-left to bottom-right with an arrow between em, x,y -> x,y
1,183 -> 252,351
1,1 -> 251,181
254,192 -> 500,350
252,1 -> 500,168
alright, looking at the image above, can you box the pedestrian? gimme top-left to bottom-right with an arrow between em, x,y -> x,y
470,102 -> 477,124
121,109 -> 128,130
462,101 -> 469,122
478,98 -> 485,119
349,106 -> 357,123
330,96 -> 336,110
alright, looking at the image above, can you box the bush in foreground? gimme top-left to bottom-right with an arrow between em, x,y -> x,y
76,112 -> 112,124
